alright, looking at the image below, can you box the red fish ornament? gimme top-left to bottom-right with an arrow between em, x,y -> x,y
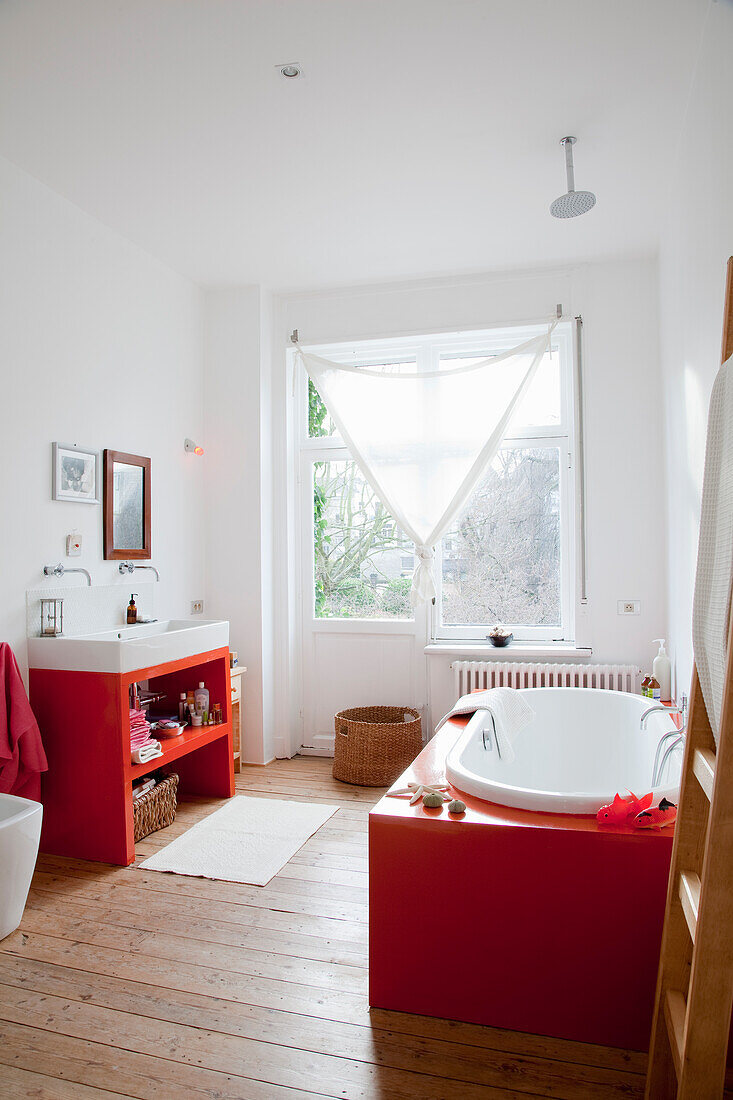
633,797 -> 677,829
596,790 -> 653,825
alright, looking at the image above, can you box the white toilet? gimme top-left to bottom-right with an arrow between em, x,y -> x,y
0,793 -> 42,940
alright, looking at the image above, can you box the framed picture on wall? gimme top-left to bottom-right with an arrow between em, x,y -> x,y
52,442 -> 101,504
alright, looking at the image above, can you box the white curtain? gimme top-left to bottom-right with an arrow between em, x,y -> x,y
296,325 -> 555,606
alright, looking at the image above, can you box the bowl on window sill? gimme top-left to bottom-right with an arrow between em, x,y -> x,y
488,631 -> 513,648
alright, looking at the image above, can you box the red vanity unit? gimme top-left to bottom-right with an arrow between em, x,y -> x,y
29,646 -> 234,866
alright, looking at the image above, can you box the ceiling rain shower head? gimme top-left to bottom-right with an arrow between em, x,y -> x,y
550,136 -> 596,218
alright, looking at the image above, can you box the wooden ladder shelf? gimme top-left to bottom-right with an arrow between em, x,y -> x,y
645,256 -> 733,1098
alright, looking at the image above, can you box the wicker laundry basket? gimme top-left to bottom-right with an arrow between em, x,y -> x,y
332,706 -> 422,786
133,772 -> 179,842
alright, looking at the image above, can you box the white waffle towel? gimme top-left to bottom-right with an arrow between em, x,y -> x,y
131,740 -> 163,765
435,687 -> 534,763
692,353 -> 733,746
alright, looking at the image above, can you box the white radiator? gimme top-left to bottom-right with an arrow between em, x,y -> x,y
452,660 -> 640,697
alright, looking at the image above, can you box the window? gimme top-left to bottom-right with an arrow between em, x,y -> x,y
439,447 -> 562,628
312,457 -> 414,619
299,346 -> 421,622
296,323 -> 575,636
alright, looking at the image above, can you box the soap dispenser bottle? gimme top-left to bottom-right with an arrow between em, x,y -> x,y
127,594 -> 138,625
653,638 -> 672,702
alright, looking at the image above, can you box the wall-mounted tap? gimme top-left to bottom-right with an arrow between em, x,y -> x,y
43,563 -> 92,586
118,561 -> 160,581
640,702 -> 688,788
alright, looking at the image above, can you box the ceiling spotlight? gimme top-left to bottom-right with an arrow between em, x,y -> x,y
184,438 -> 204,456
279,63 -> 301,79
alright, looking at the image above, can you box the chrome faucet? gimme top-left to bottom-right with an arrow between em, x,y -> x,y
43,563 -> 92,586
640,695 -> 688,788
118,561 -> 160,581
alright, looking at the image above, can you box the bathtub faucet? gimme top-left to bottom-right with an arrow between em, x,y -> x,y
481,711 -> 502,757
640,696 -> 688,788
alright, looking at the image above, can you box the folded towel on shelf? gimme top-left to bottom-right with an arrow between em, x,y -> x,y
435,687 -> 535,764
131,741 -> 163,765
130,705 -> 153,753
132,777 -> 156,800
130,726 -> 153,744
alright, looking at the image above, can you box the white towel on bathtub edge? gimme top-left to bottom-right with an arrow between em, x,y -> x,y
435,687 -> 534,763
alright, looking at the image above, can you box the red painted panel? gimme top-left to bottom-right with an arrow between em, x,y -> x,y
128,723 -> 233,782
369,718 -> 674,1050
30,668 -> 132,865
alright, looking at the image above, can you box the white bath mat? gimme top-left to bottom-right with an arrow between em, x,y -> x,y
138,795 -> 339,886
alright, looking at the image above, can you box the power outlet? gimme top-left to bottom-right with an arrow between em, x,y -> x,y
191,600 -> 204,615
617,600 -> 640,616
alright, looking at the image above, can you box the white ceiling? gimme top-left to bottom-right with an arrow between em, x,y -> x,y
0,0 -> 707,290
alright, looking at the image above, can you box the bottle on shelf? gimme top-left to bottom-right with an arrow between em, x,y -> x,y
641,674 -> 652,698
652,638 -> 672,701
194,681 -> 210,716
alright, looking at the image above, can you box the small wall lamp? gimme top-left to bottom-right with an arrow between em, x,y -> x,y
184,438 -> 204,456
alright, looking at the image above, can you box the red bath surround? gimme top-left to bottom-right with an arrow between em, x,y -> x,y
368,716 -> 673,1051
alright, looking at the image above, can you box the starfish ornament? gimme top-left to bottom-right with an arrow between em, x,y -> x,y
387,781 -> 452,805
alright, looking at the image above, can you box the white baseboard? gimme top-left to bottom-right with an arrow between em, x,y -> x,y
298,731 -> 335,757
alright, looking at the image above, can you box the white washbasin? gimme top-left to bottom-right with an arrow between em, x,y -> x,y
28,619 -> 229,675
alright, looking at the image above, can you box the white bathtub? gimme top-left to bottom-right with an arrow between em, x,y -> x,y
445,688 -> 682,814
0,793 -> 43,939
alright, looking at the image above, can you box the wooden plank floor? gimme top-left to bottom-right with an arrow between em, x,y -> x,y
0,756 -> 648,1099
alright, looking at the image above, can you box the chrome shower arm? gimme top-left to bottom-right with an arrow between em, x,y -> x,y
562,136 -> 576,192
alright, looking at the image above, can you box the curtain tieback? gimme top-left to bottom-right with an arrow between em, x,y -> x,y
412,546 -> 436,608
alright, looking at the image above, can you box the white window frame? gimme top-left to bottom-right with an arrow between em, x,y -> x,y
293,321 -> 576,641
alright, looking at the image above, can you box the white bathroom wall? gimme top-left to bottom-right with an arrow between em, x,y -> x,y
659,0 -> 733,701
1,157 -> 206,682
203,287 -> 277,764
274,257 -> 667,747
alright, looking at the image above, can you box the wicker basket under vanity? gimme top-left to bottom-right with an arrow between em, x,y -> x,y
332,706 -> 422,786
133,772 -> 179,842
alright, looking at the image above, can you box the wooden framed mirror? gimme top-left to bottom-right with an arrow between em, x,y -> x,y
103,450 -> 151,560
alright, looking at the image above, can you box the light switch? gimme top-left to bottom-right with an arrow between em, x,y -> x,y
66,533 -> 82,557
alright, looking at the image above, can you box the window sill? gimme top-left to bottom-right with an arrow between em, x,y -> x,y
425,642 -> 592,659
